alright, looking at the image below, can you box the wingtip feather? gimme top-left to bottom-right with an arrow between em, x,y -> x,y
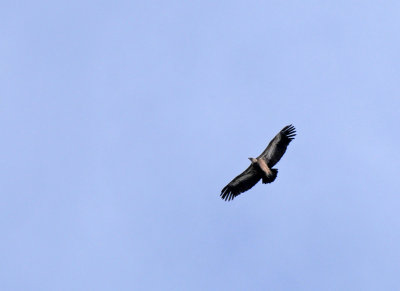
282,124 -> 296,140
221,185 -> 237,201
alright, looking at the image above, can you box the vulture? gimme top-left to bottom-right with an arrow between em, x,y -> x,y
221,124 -> 296,201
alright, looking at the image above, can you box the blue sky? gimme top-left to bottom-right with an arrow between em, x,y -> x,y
1,0 -> 400,290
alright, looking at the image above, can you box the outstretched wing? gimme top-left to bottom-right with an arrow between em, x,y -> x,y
258,124 -> 296,167
221,165 -> 261,201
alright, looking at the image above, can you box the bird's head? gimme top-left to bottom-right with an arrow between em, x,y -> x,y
248,157 -> 258,164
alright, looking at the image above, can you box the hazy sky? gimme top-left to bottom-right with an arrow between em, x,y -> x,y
2,1 -> 400,290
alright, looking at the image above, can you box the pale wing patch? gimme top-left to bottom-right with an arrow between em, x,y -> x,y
257,158 -> 272,176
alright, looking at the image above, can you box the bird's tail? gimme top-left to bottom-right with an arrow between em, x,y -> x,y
262,168 -> 278,184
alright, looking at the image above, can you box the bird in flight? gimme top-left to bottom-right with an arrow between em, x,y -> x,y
221,125 -> 296,201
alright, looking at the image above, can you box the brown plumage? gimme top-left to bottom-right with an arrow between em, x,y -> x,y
220,125 -> 296,201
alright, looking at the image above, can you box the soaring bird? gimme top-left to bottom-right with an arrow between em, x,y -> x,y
221,125 -> 296,201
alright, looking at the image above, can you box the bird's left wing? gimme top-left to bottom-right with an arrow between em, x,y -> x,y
258,124 -> 296,167
221,165 -> 261,201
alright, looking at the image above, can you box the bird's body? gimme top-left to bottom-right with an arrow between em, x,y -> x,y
221,125 -> 296,201
249,157 -> 277,183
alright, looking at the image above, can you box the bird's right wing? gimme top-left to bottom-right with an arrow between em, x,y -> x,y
221,165 -> 261,201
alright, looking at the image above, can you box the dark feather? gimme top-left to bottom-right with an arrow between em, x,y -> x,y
258,124 -> 296,167
220,165 -> 261,201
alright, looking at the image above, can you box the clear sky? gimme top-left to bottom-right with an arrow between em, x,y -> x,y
2,1 -> 400,290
